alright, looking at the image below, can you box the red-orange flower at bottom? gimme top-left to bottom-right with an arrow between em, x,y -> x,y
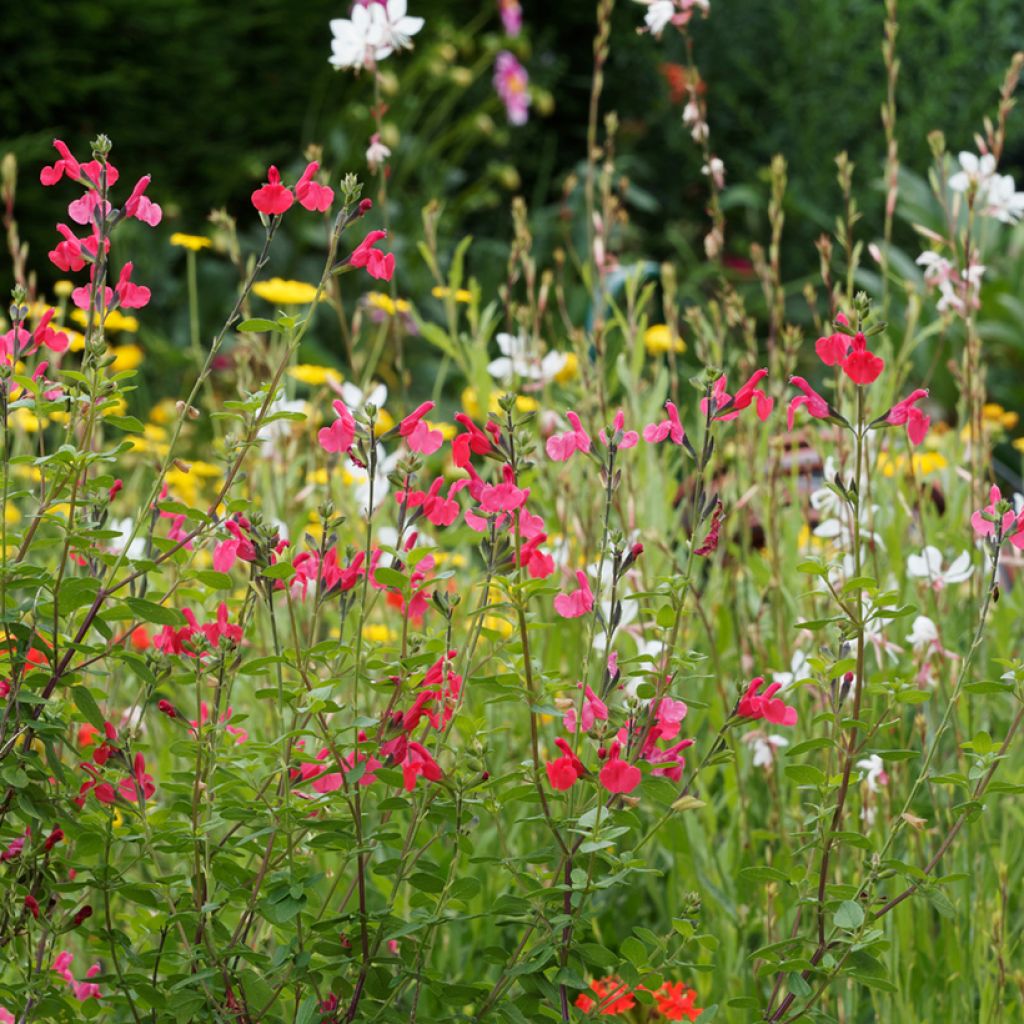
654,981 -> 703,1021
575,976 -> 636,1016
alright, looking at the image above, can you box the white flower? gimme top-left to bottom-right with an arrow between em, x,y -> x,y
341,380 -> 388,414
487,333 -> 570,385
366,133 -> 391,171
345,443 -> 402,513
906,546 -> 973,589
638,0 -> 676,36
701,156 -> 725,189
329,0 -> 422,70
108,517 -> 147,560
743,731 -> 789,769
906,614 -> 938,652
809,456 -> 844,519
856,754 -> 887,793
983,172 -> 1024,223
948,150 -> 997,194
258,397 -> 308,457
774,649 -> 812,692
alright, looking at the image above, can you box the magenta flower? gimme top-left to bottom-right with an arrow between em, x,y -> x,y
294,161 -> 335,212
737,677 -> 797,727
498,0 -> 522,35
114,262 -> 151,309
546,410 -> 591,461
40,139 -> 82,186
563,684 -> 608,734
643,400 -> 685,444
494,51 -> 531,126
124,174 -> 163,226
348,229 -> 395,281
971,484 -> 1024,547
599,742 -> 642,795
786,376 -> 832,430
251,165 -> 294,215
554,570 -> 595,619
318,399 -> 357,454
883,389 -> 930,446
598,409 -> 640,448
480,464 -> 529,512
841,332 -> 885,385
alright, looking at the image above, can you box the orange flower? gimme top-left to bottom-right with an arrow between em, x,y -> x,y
653,982 -> 702,1021
575,977 -> 635,1015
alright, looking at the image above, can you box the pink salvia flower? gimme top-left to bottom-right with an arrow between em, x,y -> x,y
554,570 -> 594,619
883,388 -> 931,446
40,140 -> 82,186
318,399 -> 357,454
546,410 -> 592,461
599,742 -> 642,795
787,376 -> 832,430
737,676 -> 798,726
970,484 -> 1024,547
841,332 -> 885,386
563,684 -> 609,734
348,230 -> 395,281
124,174 -> 163,226
114,262 -> 151,308
48,223 -> 87,273
643,401 -> 685,444
725,368 -> 773,421
480,464 -> 529,512
598,409 -> 639,448
294,161 -> 335,212
251,165 -> 294,215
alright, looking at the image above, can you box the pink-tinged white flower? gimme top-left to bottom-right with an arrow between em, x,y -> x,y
917,250 -> 985,317
546,411 -> 592,462
983,172 -> 1024,223
905,614 -> 939,653
737,677 -> 797,726
856,754 -> 888,793
701,155 -> 725,189
318,399 -> 357,454
366,133 -> 391,172
949,150 -> 997,194
498,0 -> 522,35
330,0 -> 423,70
743,731 -> 789,769
906,546 -> 972,589
488,332 -> 570,384
494,51 -> 530,126
373,0 -> 424,57
554,570 -> 595,619
787,376 -> 832,430
682,99 -> 708,143
643,400 -> 685,444
638,0 -> 676,35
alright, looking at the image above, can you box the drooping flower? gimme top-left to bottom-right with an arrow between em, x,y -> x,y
251,165 -> 294,215
737,676 -> 797,726
554,570 -> 594,619
494,51 -> 531,126
841,332 -> 884,386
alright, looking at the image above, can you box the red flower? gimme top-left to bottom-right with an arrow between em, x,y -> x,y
318,399 -> 357,455
599,742 -> 642,795
786,376 -> 832,430
40,139 -> 82,186
737,676 -> 797,726
251,165 -> 294,215
124,174 -> 163,226
575,977 -> 636,1015
348,230 -> 395,281
554,570 -> 594,619
883,388 -> 930,446
114,262 -> 151,309
294,161 -> 334,213
643,400 -> 686,444
653,981 -> 703,1021
841,332 -> 884,385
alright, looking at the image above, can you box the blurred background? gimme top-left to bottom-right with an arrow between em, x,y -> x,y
2,0 -> 1023,409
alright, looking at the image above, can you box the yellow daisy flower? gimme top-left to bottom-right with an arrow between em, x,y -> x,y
71,308 -> 140,333
288,364 -> 342,387
366,291 -> 412,316
252,278 -> 321,306
643,324 -> 686,355
110,344 -> 144,373
170,233 -> 213,252
431,286 -> 472,304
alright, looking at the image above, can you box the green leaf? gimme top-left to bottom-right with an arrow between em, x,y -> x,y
124,598 -> 186,627
834,899 -> 865,930
71,687 -> 106,731
261,562 -> 296,581
784,764 -> 826,786
103,414 -> 145,433
237,317 -> 282,333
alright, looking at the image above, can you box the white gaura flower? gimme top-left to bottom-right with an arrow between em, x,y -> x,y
856,754 -> 888,793
258,396 -> 308,457
906,614 -> 939,652
341,380 -> 387,414
108,517 -> 147,560
344,443 -> 401,513
637,0 -> 676,36
487,333 -> 570,385
948,151 -> 997,194
774,649 -> 812,692
329,0 -> 423,70
983,172 -> 1024,223
370,0 -> 424,60
906,546 -> 973,590
809,456 -> 843,520
743,731 -> 789,769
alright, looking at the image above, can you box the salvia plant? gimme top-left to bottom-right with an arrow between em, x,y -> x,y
1,2 -> 1023,1023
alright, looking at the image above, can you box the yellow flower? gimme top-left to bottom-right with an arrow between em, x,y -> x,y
189,460 -> 224,479
1014,437 -> 1024,454
9,407 -> 45,432
482,615 -> 515,638
149,398 -> 179,425
555,351 -> 579,384
876,451 -> 948,478
362,623 -> 397,643
288,363 -> 342,387
429,421 -> 457,442
64,328 -> 87,352
307,468 -> 329,486
797,523 -> 825,551
431,285 -> 472,304
982,403 -> 1019,430
110,344 -> 144,373
53,280 -> 74,298
26,301 -> 56,320
366,291 -> 411,316
144,423 -> 169,443
643,324 -> 686,355
71,308 -> 139,333
461,387 -> 538,419
5,504 -> 21,526
252,278 -> 321,306
170,232 -> 213,252
375,409 -> 396,434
